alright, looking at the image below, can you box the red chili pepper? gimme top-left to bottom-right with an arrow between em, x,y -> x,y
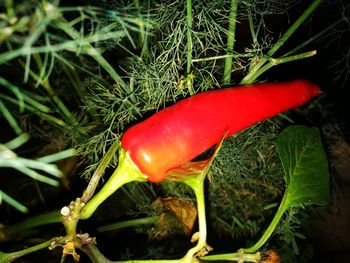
121,80 -> 319,182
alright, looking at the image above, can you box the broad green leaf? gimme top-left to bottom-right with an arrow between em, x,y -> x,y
240,125 -> 330,253
277,125 -> 329,208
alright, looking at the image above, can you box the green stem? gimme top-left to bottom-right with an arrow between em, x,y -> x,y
241,193 -> 288,253
80,147 -> 147,219
81,140 -> 120,203
247,8 -> 257,44
223,0 -> 239,84
80,244 -> 113,263
186,0 -> 195,95
108,167 -> 209,263
240,0 -> 322,85
0,99 -> 22,135
3,133 -> 30,150
3,210 -> 61,240
192,53 -> 251,63
246,50 -> 317,82
97,216 -> 159,232
0,240 -> 51,263
0,190 -> 28,214
173,167 -> 209,262
200,251 -> 260,262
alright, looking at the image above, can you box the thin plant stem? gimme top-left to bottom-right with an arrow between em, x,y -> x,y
0,190 -> 28,213
247,8 -> 257,44
181,174 -> 207,262
80,244 -> 113,263
247,50 -> 317,82
0,239 -> 52,263
81,140 -> 120,203
62,64 -> 84,101
0,99 -> 22,134
223,0 -> 239,84
240,0 -> 322,84
186,0 -> 195,95
141,0 -> 151,58
97,216 -> 159,232
0,76 -> 25,112
36,149 -> 76,163
4,210 -> 61,238
192,53 -> 251,63
241,193 -> 288,253
3,133 -> 30,150
14,165 -> 59,186
4,0 -> 14,18
200,251 -> 261,262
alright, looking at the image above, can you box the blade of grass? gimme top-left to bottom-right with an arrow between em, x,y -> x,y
19,58 -> 87,136
0,76 -> 51,113
4,133 -> 30,150
0,190 -> 29,213
0,31 -> 127,65
22,3 -> 59,82
0,93 -> 66,128
14,158 -> 63,178
14,165 -> 60,186
0,99 -> 22,135
53,18 -> 133,98
0,76 -> 24,112
36,149 -> 76,163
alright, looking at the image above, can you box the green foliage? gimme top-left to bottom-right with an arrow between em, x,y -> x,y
207,122 -> 285,240
0,133 -> 75,212
241,125 -> 329,254
0,0 -> 150,210
277,125 -> 330,208
0,0 -> 334,262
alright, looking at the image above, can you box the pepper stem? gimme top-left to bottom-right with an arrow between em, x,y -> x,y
180,172 -> 208,261
80,147 -> 147,220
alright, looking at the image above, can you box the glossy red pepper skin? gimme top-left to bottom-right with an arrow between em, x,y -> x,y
121,80 -> 319,182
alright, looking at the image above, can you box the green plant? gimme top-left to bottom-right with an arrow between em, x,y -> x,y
0,0 -> 333,262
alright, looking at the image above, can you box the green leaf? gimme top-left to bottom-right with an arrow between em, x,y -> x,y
277,125 -> 329,208
240,125 -> 329,253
